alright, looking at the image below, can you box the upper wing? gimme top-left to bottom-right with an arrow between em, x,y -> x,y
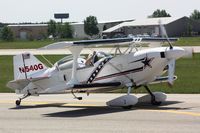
41,37 -> 178,50
41,38 -> 134,49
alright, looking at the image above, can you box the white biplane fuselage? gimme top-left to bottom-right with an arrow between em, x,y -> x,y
9,46 -> 184,95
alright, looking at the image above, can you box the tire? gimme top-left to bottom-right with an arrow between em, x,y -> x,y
16,100 -> 21,106
151,100 -> 162,106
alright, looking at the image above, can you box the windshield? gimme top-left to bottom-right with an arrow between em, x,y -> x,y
96,51 -> 112,58
55,52 -> 111,68
56,55 -> 73,66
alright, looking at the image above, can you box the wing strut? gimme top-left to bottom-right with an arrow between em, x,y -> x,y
68,46 -> 84,85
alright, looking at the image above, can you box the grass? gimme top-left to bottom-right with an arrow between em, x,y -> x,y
0,56 -> 14,92
0,54 -> 200,93
0,38 -> 79,49
0,40 -> 55,49
174,37 -> 200,46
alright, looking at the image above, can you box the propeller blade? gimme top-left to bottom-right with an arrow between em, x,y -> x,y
158,20 -> 173,49
168,59 -> 175,86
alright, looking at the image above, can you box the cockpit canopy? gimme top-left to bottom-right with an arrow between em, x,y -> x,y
54,51 -> 112,71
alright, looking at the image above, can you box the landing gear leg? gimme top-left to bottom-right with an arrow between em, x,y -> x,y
127,86 -> 132,95
15,93 -> 31,106
71,89 -> 82,100
122,86 -> 134,109
144,85 -> 161,105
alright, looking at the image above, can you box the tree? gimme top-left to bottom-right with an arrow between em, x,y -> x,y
84,16 -> 99,38
0,26 -> 14,41
148,9 -> 171,18
48,20 -> 73,39
62,22 -> 73,38
0,22 -> 4,27
47,19 -> 57,38
187,22 -> 193,36
55,23 -> 62,38
190,9 -> 200,20
56,22 -> 73,38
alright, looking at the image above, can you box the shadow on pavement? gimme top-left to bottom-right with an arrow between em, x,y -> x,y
9,100 -> 193,118
43,106 -> 132,117
43,101 -> 191,118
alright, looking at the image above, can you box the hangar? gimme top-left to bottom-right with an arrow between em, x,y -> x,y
72,20 -> 133,39
8,24 -> 48,40
103,17 -> 200,37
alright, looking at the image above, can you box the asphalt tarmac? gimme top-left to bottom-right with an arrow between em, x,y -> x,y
0,93 -> 199,133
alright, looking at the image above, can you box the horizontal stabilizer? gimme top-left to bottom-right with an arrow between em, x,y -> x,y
7,76 -> 49,90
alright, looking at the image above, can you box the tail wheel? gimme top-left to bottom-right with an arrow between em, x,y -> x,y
16,100 -> 21,106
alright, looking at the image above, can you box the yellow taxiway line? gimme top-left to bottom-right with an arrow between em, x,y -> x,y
147,109 -> 200,117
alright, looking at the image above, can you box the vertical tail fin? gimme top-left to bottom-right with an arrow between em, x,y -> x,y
13,53 -> 48,80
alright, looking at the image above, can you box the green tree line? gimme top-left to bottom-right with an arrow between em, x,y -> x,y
47,20 -> 73,39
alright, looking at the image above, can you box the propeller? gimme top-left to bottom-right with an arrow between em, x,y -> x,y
159,20 -> 176,86
167,59 -> 175,87
158,20 -> 173,49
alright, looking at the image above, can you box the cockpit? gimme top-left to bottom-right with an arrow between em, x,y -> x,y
54,51 -> 112,71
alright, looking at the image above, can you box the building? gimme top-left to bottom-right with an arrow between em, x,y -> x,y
103,17 -> 200,37
8,24 -> 48,40
72,20 -> 133,39
8,19 -> 133,40
8,17 -> 200,40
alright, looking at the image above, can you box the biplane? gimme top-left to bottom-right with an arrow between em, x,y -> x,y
7,24 -> 186,109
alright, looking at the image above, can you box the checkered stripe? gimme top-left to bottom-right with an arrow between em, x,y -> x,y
87,57 -> 112,84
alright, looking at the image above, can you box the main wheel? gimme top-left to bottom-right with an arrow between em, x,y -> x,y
16,100 -> 21,106
151,95 -> 162,105
151,100 -> 162,105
